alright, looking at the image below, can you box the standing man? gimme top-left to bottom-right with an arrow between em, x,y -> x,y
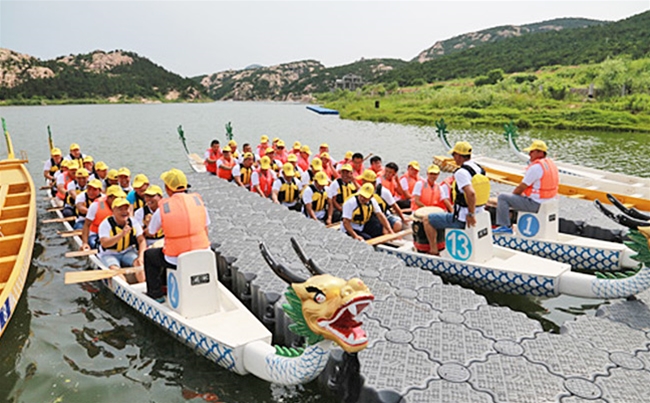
494,140 -> 559,234
144,168 -> 211,303
423,142 -> 490,255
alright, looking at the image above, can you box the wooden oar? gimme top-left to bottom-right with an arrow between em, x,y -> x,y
40,185 -> 52,190
326,222 -> 340,229
366,228 -> 413,246
65,249 -> 97,258
65,267 -> 144,284
60,231 -> 82,238
42,216 -> 75,223
46,205 -> 64,212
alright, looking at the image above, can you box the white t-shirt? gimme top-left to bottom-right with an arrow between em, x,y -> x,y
377,185 -> 396,208
98,218 -> 143,257
302,185 -> 329,220
272,176 -> 300,207
341,197 -> 381,234
454,161 -> 485,222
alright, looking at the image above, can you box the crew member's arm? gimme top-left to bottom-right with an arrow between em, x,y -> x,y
400,177 -> 413,200
512,182 -> 528,196
343,218 -> 363,242
100,222 -> 131,249
462,184 -> 477,227
81,219 -> 91,250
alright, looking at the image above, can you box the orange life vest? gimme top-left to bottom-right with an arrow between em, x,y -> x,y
56,172 -> 74,200
205,148 -> 222,174
523,158 -> 559,199
412,181 -> 445,211
160,193 -> 210,258
256,143 -> 269,158
399,174 -> 421,196
90,196 -> 112,233
254,169 -> 274,197
217,157 -> 236,181
381,176 -> 398,197
297,156 -> 309,172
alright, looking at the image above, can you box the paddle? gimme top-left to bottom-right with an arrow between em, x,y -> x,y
65,267 -> 143,284
46,205 -> 64,212
366,228 -> 413,246
47,125 -> 54,151
42,216 -> 75,223
65,249 -> 97,258
326,222 -> 340,229
60,231 -> 82,238
362,152 -> 374,162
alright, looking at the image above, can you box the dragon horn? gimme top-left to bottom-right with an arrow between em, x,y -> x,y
259,242 -> 307,284
290,237 -> 325,276
594,200 -> 648,229
606,194 -> 650,222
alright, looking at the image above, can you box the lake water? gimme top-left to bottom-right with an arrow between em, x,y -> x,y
1,102 -> 648,403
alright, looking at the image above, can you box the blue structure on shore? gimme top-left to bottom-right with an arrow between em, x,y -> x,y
306,105 -> 339,115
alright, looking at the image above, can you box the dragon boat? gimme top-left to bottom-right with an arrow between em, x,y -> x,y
0,118 -> 36,339
433,121 -> 650,211
50,191 -> 372,384
505,123 -> 650,187
376,207 -> 650,299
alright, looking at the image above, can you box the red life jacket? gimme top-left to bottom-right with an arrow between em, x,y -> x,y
523,158 -> 559,199
217,157 -> 236,181
160,193 -> 210,257
204,148 -> 222,174
254,169 -> 274,197
412,181 -> 445,211
90,196 -> 112,233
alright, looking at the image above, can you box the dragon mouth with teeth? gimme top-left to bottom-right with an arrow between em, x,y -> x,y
317,295 -> 374,353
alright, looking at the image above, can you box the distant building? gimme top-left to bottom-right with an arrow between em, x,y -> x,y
335,74 -> 363,91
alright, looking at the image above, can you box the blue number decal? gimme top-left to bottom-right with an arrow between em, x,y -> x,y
518,214 -> 540,237
168,271 -> 179,308
446,229 -> 472,261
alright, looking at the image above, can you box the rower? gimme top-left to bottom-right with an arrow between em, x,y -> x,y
144,168 -> 211,303
297,145 -> 311,172
275,140 -> 288,164
74,178 -> 103,230
398,160 -> 424,208
63,167 -> 89,217
369,156 -> 384,181
204,139 -> 222,175
43,147 -> 63,188
264,147 -> 282,173
127,174 -> 149,210
232,152 -> 255,190
300,157 -> 323,190
94,161 -> 108,183
117,167 -> 133,193
134,184 -> 164,247
56,160 -> 77,205
238,143 -> 254,164
286,153 -> 304,179
272,163 -> 302,212
302,171 -> 331,224
105,168 -> 119,190
216,146 -> 236,181
256,135 -> 270,158
336,151 -> 353,171
318,143 -> 336,167
359,169 -> 406,232
98,197 -> 147,283
320,152 -> 340,181
228,139 -> 239,160
411,164 -> 451,212
328,163 -> 358,223
290,141 -> 302,157
83,156 -> 95,178
493,140 -> 559,234
81,185 -> 127,251
251,156 -> 276,198
382,162 -> 409,209
341,183 -> 393,241
351,153 -> 365,185
65,143 -> 84,168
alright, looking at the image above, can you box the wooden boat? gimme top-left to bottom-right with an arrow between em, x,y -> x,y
505,129 -> 650,187
0,118 -> 36,339
52,192 -> 372,385
377,208 -> 650,299
177,125 -> 207,173
434,130 -> 650,211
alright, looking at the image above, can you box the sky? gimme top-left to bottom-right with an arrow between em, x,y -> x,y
1,1 -> 649,78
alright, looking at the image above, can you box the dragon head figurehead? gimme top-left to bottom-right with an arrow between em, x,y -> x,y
260,239 -> 374,354
291,274 -> 373,353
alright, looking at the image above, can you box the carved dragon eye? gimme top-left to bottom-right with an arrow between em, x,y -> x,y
306,286 -> 326,303
314,292 -> 326,304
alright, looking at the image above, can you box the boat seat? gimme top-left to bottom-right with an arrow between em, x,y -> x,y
442,210 -> 493,264
166,249 -> 220,319
515,199 -> 559,240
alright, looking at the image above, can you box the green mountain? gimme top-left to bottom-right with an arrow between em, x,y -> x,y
381,11 -> 650,86
0,48 -> 206,103
414,18 -> 603,63
196,58 -> 408,101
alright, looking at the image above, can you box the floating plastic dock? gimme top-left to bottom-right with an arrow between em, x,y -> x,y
306,105 -> 339,115
190,172 -> 650,402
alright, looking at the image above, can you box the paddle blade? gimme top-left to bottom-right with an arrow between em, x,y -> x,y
65,249 -> 98,258
366,228 -> 413,246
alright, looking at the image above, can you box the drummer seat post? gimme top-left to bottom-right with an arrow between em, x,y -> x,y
515,199 -> 559,240
166,249 -> 220,319
442,211 -> 493,264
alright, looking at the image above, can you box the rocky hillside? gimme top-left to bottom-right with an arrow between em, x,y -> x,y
414,18 -> 603,63
0,48 -> 205,103
196,58 -> 408,101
